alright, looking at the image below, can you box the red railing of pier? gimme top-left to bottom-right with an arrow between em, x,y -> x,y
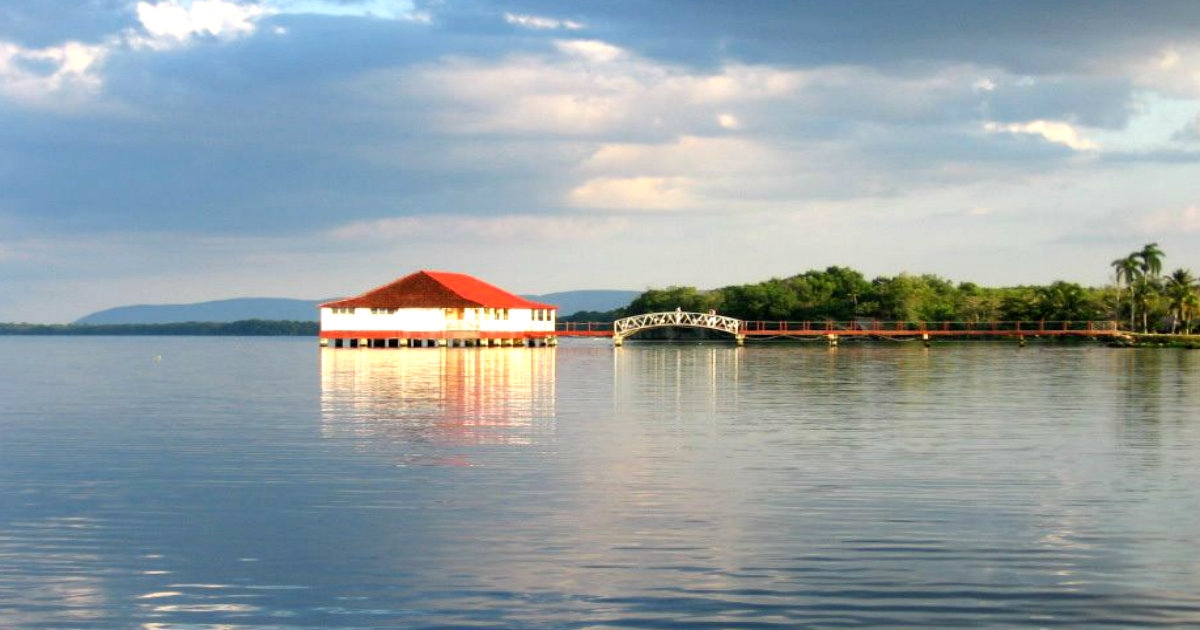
557,320 -> 1121,338
556,321 -> 617,337
739,320 -> 1118,337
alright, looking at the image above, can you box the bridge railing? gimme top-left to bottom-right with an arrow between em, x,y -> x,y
557,319 -> 1121,336
557,321 -> 612,333
614,311 -> 742,336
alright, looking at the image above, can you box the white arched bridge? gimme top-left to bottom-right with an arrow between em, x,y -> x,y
612,310 -> 743,346
556,311 -> 1122,346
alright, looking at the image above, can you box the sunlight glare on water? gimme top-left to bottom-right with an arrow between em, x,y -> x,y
1,337 -> 1199,628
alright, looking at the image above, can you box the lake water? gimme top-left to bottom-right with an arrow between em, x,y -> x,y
2,337 -> 1200,628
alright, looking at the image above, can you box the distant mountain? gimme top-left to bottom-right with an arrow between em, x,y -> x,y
74,290 -> 639,324
521,290 -> 639,315
75,298 -> 326,324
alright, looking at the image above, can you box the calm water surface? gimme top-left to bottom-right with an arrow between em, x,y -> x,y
2,337 -> 1199,628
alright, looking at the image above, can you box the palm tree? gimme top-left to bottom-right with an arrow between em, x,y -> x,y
1183,293 -> 1200,334
1111,254 -> 1142,330
1035,281 -> 1092,321
1165,268 -> 1199,334
1113,253 -> 1142,331
1138,242 -> 1165,278
1132,275 -> 1163,333
1137,243 -> 1166,332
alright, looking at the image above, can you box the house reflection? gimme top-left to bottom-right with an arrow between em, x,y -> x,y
320,347 -> 556,447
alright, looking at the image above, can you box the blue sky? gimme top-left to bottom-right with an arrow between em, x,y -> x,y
2,0 -> 1199,322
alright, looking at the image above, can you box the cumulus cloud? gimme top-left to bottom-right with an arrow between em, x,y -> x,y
0,39 -> 107,107
264,0 -> 419,20
1127,45 -> 1200,99
1138,205 -> 1200,234
129,0 -> 273,50
0,0 -> 281,109
328,214 -> 631,242
983,120 -> 1099,151
505,13 -> 584,31
388,46 -> 807,138
568,176 -> 695,211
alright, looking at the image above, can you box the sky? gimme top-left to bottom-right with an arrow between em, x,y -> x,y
2,0 -> 1199,322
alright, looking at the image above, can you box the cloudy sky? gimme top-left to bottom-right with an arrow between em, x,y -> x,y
2,0 -> 1199,322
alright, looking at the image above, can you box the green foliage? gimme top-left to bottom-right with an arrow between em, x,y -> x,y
1033,281 -> 1103,321
868,273 -> 961,321
619,267 -> 1114,325
625,286 -> 718,315
1164,269 -> 1200,334
559,309 -> 621,323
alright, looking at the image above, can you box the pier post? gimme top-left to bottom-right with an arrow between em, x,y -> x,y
613,334 -> 623,347
827,334 -> 838,347
922,333 -> 930,348
736,334 -> 745,347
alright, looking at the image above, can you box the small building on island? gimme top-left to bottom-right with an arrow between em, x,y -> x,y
319,270 -> 557,348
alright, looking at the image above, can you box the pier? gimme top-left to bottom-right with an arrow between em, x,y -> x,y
558,312 -> 1123,346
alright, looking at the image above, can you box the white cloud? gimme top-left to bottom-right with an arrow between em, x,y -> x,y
130,0 -> 273,50
1138,205 -> 1200,234
579,136 -> 776,178
983,119 -> 1099,151
263,0 -> 418,20
505,13 -> 584,31
568,134 -> 869,208
553,39 -> 624,64
388,47 -> 807,137
1,1 -> 284,108
1124,46 -> 1200,99
328,214 -> 631,242
0,40 -> 107,107
973,78 -> 996,92
568,176 -> 696,210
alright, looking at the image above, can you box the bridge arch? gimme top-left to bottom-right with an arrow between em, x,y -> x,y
612,310 -> 744,345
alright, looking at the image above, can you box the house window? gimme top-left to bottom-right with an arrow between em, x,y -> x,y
332,307 -> 354,315
371,308 -> 397,315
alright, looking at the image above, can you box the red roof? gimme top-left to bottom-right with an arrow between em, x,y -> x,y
321,270 -> 556,310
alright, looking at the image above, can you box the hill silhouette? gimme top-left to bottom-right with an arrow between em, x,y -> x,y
74,291 -> 638,324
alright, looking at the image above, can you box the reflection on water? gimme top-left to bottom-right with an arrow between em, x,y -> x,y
4,338 -> 1200,628
320,347 -> 556,449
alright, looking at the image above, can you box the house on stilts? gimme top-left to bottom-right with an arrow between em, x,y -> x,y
318,270 -> 557,348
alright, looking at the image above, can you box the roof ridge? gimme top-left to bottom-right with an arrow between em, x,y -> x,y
319,270 -> 557,310
318,270 -> 426,308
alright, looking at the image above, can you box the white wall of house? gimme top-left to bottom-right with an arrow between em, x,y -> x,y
320,307 -> 556,333
321,307 -> 443,332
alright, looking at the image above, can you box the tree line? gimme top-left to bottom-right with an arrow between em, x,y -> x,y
565,244 -> 1199,334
